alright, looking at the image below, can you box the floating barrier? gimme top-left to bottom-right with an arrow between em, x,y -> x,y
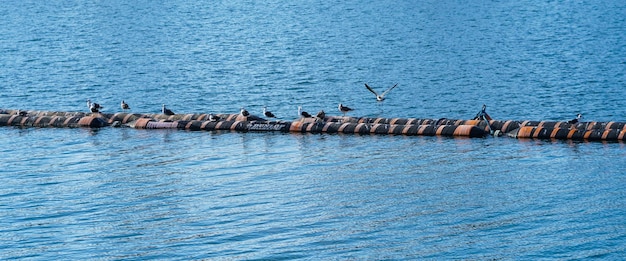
508,126 -> 626,141
130,118 -> 290,132
288,120 -> 485,137
1,109 -> 625,141
331,115 -> 626,139
0,114 -> 108,128
0,109 -> 486,138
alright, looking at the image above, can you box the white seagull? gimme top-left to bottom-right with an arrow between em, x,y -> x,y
17,110 -> 28,117
365,83 -> 398,101
87,99 -> 102,113
263,106 -> 275,118
298,106 -> 312,118
338,103 -> 353,116
568,113 -> 582,124
240,107 -> 250,117
121,100 -> 130,112
162,104 -> 175,115
209,113 -> 220,122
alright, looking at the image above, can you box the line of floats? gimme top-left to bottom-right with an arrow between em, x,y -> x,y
1,109 -> 625,142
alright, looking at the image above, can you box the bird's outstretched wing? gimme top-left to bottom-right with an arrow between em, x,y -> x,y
364,83 -> 379,96
381,83 -> 398,96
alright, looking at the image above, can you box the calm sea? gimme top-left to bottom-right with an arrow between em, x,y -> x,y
1,0 -> 625,259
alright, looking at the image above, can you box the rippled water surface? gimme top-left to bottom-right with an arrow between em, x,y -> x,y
1,0 -> 625,259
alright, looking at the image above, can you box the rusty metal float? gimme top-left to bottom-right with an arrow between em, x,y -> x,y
1,109 -> 624,141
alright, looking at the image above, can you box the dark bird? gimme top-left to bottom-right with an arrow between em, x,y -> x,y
472,104 -> 494,135
17,110 -> 28,117
298,106 -> 312,118
209,113 -> 220,122
162,104 -> 175,115
240,107 -> 250,117
87,99 -> 102,113
338,103 -> 353,116
365,83 -> 398,101
316,110 -> 326,120
121,100 -> 130,111
473,104 -> 492,121
568,113 -> 582,124
263,106 -> 275,118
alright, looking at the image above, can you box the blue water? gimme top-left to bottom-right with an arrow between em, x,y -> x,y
1,0 -> 626,259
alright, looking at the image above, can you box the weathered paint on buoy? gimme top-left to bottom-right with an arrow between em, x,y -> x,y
78,116 -> 107,128
2,109 -> 625,141
287,120 -> 485,137
510,126 -> 626,141
108,113 -> 143,124
0,113 -> 107,128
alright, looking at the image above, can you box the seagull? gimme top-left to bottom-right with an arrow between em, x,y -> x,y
338,103 -> 353,116
87,99 -> 102,113
316,110 -> 326,120
365,83 -> 398,101
209,113 -> 220,122
298,106 -> 312,118
162,104 -> 175,115
568,113 -> 582,124
16,110 -> 28,117
263,106 -> 275,118
121,100 -> 130,112
240,107 -> 250,117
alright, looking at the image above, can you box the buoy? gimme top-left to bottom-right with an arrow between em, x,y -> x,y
1,109 -> 625,141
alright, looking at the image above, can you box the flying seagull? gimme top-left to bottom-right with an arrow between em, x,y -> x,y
87,99 -> 102,113
365,83 -> 398,101
338,103 -> 353,116
121,100 -> 130,112
162,104 -> 175,115
263,106 -> 275,118
568,113 -> 582,124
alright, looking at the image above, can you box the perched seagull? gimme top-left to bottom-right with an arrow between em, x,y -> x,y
568,113 -> 582,124
17,110 -> 28,117
240,107 -> 250,117
298,106 -> 312,118
263,106 -> 275,118
338,103 -> 353,116
162,104 -> 175,115
365,83 -> 398,101
121,100 -> 130,112
316,110 -> 326,120
87,99 -> 102,113
209,113 -> 220,122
